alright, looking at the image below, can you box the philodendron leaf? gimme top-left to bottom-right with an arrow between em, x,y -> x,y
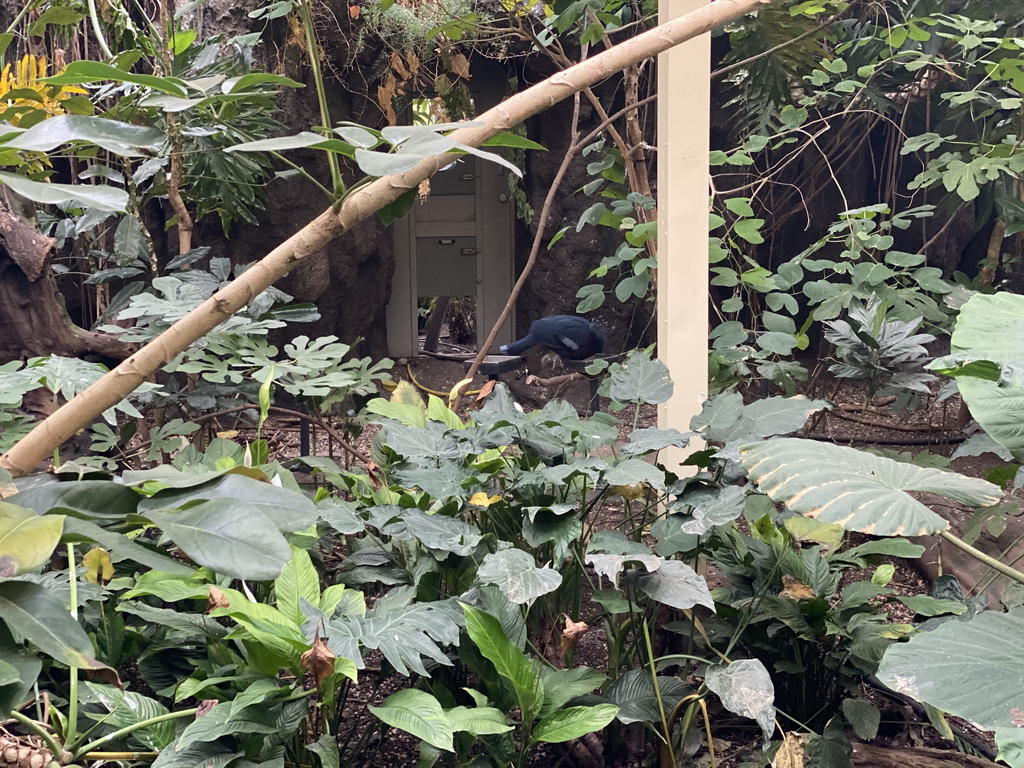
144,499 -> 291,581
705,659 -> 776,748
623,559 -> 715,611
530,704 -> 619,744
477,549 -> 562,604
609,352 -> 673,405
369,689 -> 454,752
0,581 -> 110,672
0,503 -> 63,575
740,438 -> 1001,536
877,607 -> 1024,733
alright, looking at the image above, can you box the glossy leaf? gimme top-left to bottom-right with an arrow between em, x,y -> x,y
606,668 -> 691,725
0,172 -> 128,212
0,502 -> 63,575
369,689 -> 454,752
144,499 -> 291,581
461,604 -> 542,722
276,547 -> 321,626
530,704 -> 619,744
4,115 -> 164,156
0,581 -> 110,671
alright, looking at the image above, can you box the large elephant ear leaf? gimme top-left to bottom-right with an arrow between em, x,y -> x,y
930,293 -> 1024,460
877,607 -> 1024,768
739,438 -> 1001,536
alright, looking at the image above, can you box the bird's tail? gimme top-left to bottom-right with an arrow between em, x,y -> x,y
500,333 -> 537,356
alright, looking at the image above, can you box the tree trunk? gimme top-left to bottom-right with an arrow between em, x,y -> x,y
0,190 -> 130,362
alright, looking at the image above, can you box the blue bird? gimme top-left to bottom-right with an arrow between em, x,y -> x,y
500,315 -> 606,360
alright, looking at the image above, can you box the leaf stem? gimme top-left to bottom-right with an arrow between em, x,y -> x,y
295,0 -> 343,198
73,708 -> 199,758
6,710 -> 65,760
641,619 -> 675,766
66,544 -> 79,750
940,530 -> 1024,586
86,0 -> 114,59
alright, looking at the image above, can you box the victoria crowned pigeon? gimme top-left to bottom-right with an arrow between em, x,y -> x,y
499,315 -> 606,360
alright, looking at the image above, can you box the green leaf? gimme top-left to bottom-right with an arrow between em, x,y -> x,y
929,294 -> 1024,460
841,697 -> 880,741
477,549 -> 561,605
606,668 -> 691,724
276,547 -> 321,626
0,172 -> 128,212
0,503 -> 63,575
369,689 -> 454,752
139,473 -> 317,532
877,606 -> 1024,731
305,735 -> 339,768
61,517 -> 194,575
608,352 -> 673,405
443,706 -> 512,735
81,682 -> 175,749
806,717 -> 853,768
705,659 -> 775,747
0,581 -> 110,671
5,115 -> 165,157
482,132 -> 545,151
539,667 -> 607,717
624,560 -> 714,611
27,6 -> 85,35
894,595 -> 967,617
143,499 -> 291,581
9,479 -> 138,520
0,626 -> 42,716
175,702 -> 278,750
740,438 -> 1001,536
461,604 -> 542,722
45,60 -> 189,96
530,704 -> 618,743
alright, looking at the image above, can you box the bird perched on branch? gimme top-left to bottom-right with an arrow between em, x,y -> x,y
500,315 -> 606,360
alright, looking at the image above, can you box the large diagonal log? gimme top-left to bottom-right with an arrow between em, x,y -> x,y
0,0 -> 770,476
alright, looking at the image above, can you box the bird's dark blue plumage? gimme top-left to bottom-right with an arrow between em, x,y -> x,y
500,315 -> 606,360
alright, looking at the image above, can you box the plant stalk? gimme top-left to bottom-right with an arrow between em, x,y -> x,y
940,529 -> 1024,586
295,0 -> 343,197
73,708 -> 199,758
86,0 -> 114,59
66,544 -> 79,751
7,710 -> 65,760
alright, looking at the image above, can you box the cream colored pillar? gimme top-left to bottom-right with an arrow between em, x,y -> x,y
657,0 -> 710,472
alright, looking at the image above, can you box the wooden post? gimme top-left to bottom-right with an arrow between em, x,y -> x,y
657,0 -> 710,471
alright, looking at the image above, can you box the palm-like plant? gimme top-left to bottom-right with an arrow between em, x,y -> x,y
824,297 -> 936,405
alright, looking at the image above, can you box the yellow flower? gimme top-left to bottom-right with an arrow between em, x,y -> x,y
0,54 -> 87,124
